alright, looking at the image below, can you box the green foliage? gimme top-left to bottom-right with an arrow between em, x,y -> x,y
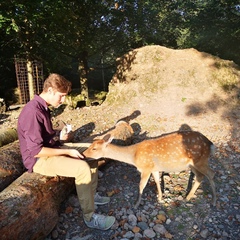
176,0 -> 240,64
0,0 -> 239,102
92,91 -> 107,101
64,94 -> 85,109
63,89 -> 107,109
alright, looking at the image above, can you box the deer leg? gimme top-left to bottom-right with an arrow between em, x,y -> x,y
196,165 -> 216,206
205,168 -> 216,206
134,171 -> 151,209
151,171 -> 163,202
161,172 -> 165,193
186,171 -> 195,196
186,167 -> 204,201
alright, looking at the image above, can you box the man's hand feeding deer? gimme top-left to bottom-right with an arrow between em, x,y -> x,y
83,131 -> 216,208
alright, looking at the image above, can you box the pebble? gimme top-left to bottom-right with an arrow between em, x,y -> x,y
153,224 -> 167,235
123,231 -> 134,238
137,221 -> 148,230
143,228 -> 156,238
200,229 -> 208,238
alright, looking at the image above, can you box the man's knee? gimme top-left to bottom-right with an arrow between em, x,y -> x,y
75,161 -> 92,184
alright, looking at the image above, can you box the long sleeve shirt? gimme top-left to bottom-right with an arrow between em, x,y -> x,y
17,95 -> 60,172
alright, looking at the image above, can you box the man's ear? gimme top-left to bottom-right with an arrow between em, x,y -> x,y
48,87 -> 56,95
47,87 -> 53,94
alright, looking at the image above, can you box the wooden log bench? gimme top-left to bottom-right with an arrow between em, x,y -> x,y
0,141 -> 25,191
0,128 -> 18,147
0,172 -> 75,240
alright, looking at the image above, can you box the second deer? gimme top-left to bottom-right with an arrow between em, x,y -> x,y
83,130 -> 216,208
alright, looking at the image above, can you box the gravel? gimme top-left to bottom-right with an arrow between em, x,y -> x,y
44,132 -> 239,240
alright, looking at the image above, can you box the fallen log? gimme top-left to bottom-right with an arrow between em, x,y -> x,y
0,141 -> 25,191
0,172 -> 75,240
0,128 -> 18,147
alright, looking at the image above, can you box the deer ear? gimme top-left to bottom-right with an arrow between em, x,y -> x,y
103,134 -> 114,143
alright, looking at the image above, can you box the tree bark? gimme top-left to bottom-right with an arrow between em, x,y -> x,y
0,172 -> 75,240
78,51 -> 89,101
0,141 -> 108,192
0,152 -> 109,240
0,141 -> 25,191
0,128 -> 18,147
27,60 -> 34,100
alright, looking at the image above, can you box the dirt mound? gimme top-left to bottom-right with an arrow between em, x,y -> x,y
101,45 -> 239,143
1,45 -> 239,148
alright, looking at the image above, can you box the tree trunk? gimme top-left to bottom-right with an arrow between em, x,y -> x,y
0,128 -> 18,147
78,51 -> 89,101
0,172 -> 75,240
0,149 -> 108,240
0,141 -> 25,191
0,141 -> 108,191
27,60 -> 34,100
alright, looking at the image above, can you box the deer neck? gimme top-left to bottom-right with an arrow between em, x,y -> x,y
105,144 -> 137,166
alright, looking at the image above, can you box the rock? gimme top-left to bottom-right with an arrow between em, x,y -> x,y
128,214 -> 137,226
137,221 -> 148,230
200,229 -> 209,238
143,228 -> 156,238
153,224 -> 167,235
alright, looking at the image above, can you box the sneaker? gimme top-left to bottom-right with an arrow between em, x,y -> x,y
94,192 -> 110,205
84,213 -> 115,230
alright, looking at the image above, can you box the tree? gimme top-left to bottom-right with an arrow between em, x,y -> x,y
175,0 -> 240,64
0,0 -> 239,105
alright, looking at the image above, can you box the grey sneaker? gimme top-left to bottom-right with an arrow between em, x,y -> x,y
94,192 -> 110,205
84,213 -> 115,230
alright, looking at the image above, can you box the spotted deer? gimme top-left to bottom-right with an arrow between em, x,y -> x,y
83,131 -> 216,208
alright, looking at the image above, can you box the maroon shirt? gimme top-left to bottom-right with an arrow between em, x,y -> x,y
17,95 -> 60,172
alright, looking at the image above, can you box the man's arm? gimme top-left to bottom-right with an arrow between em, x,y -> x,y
34,146 -> 84,159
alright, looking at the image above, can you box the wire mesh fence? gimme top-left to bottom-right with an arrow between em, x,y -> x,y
14,57 -> 44,104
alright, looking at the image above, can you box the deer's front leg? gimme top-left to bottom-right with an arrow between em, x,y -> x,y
134,171 -> 151,209
152,171 -> 163,202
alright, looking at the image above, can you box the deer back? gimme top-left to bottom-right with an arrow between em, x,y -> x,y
133,131 -> 213,172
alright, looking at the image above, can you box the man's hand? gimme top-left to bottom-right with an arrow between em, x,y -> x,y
67,149 -> 84,159
60,125 -> 74,142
